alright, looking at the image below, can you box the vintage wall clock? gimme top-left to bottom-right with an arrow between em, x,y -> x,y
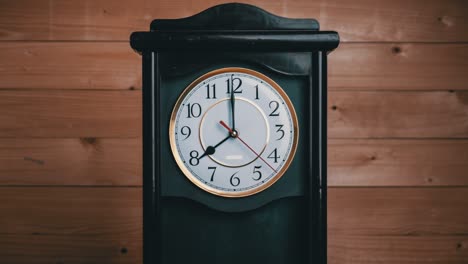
131,3 -> 339,264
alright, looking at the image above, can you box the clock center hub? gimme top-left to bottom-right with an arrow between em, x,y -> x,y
230,130 -> 238,138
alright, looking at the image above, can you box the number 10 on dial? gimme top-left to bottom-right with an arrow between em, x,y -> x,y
169,68 -> 299,197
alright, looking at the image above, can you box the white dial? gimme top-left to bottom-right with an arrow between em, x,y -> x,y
169,68 -> 298,197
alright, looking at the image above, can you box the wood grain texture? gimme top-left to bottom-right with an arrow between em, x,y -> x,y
0,187 -> 142,264
0,90 -> 141,138
329,43 -> 468,90
0,0 -> 467,42
2,138 -> 468,187
329,235 -> 468,264
0,138 -> 141,186
0,42 -> 141,90
329,91 -> 468,138
1,1 -> 467,263
329,139 -> 468,186
1,42 -> 467,90
328,188 -> 468,236
0,187 -> 466,263
1,90 -> 467,138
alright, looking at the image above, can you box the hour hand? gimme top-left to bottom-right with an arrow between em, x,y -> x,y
198,134 -> 231,159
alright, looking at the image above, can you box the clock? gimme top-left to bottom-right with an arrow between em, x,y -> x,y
169,67 -> 299,197
131,3 -> 339,264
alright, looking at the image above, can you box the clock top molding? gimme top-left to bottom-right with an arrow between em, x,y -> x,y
130,3 -> 339,53
151,3 -> 319,31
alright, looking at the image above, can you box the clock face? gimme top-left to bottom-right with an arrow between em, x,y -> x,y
169,68 -> 298,197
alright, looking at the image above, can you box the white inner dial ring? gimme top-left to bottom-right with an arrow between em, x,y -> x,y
199,98 -> 269,167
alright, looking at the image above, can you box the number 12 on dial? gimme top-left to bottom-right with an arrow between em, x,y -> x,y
169,67 -> 299,197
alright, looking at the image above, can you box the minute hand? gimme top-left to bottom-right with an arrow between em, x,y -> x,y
230,83 -> 236,131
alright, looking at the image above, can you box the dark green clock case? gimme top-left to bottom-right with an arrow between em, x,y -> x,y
130,3 -> 339,264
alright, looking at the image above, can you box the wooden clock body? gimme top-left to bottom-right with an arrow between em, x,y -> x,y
130,3 -> 339,264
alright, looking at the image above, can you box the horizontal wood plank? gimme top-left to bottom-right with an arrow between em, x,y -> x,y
0,91 -> 466,138
328,187 -> 468,236
0,0 -> 467,42
1,42 -> 467,90
0,187 -> 142,264
329,235 -> 468,264
0,187 -> 466,263
0,138 -> 141,186
2,138 -> 468,187
329,43 -> 468,90
329,139 -> 468,186
0,42 -> 141,90
0,90 -> 141,138
329,91 -> 468,138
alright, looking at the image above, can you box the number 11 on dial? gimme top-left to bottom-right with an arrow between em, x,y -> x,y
169,67 -> 299,197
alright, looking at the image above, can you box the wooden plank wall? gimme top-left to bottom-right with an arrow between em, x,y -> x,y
0,0 -> 467,263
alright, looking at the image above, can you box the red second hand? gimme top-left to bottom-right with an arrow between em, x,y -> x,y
219,120 -> 277,173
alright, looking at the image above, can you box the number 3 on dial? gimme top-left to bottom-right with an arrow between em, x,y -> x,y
169,67 -> 299,197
